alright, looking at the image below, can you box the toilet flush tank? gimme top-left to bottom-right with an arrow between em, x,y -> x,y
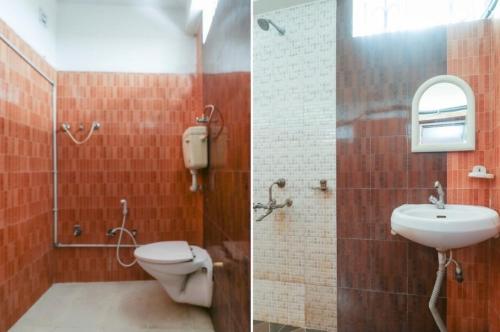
182,126 -> 208,192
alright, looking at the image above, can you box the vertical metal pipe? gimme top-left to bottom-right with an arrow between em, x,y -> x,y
0,33 -> 144,248
429,251 -> 447,332
52,82 -> 58,247
0,32 -> 58,246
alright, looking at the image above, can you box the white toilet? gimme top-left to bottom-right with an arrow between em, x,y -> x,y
134,241 -> 213,307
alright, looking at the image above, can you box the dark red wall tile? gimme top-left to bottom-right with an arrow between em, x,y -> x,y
338,288 -> 408,332
338,239 -> 371,289
336,0 -> 447,331
408,295 -> 446,332
200,0 -> 250,330
337,189 -> 371,239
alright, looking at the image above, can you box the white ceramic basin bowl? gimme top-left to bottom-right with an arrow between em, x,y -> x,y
391,204 -> 500,250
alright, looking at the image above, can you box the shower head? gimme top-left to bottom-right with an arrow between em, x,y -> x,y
257,18 -> 285,35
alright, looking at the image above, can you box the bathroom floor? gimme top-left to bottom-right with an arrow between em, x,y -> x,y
9,281 -> 214,332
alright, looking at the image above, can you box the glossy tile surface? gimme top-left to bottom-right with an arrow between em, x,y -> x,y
253,0 -> 337,330
336,0 -> 447,331
254,320 -> 327,332
9,281 -> 214,332
54,71 -> 204,282
446,20 -> 500,332
201,0 -> 251,330
0,18 -> 56,331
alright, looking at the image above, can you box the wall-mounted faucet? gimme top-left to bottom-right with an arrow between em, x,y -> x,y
429,181 -> 445,209
61,121 -> 100,145
73,224 -> 82,237
253,178 -> 293,222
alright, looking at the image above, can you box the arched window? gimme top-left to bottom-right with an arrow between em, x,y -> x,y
353,0 -> 498,37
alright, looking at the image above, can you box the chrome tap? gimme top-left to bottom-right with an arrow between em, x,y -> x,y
253,202 -> 268,210
253,179 -> 293,221
429,181 -> 445,209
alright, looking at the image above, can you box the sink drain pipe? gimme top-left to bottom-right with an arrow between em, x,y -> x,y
430,251 -> 447,332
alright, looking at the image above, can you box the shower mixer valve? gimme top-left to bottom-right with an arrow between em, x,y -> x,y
253,178 -> 293,222
73,224 -> 82,237
61,121 -> 101,145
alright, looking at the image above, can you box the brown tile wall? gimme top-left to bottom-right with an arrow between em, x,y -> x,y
53,71 -> 204,282
202,72 -> 250,332
201,0 -> 251,331
0,19 -> 56,331
336,1 -> 448,331
446,20 -> 500,332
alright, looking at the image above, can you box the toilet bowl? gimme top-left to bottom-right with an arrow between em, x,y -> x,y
134,241 -> 213,308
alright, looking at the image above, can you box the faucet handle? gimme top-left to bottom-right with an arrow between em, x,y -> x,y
253,202 -> 267,210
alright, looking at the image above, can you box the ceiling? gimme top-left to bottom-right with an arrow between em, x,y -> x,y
56,0 -> 203,35
253,0 -> 318,14
57,0 -> 188,9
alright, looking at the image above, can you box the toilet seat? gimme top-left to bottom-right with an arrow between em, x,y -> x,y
134,241 -> 194,264
134,243 -> 213,307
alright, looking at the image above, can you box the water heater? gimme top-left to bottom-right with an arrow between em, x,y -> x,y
182,126 -> 208,192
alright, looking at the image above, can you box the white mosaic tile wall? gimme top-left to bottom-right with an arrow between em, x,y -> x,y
253,0 -> 337,330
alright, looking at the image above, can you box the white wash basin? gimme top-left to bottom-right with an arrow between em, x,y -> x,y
391,204 -> 500,250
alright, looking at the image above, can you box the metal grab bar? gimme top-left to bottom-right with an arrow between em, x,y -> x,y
56,243 -> 142,248
0,32 -> 61,248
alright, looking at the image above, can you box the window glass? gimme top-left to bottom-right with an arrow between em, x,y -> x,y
353,0 -> 493,37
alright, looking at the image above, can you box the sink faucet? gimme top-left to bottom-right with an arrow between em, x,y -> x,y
429,181 -> 445,209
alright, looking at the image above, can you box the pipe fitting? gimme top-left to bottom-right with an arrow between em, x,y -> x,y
73,224 -> 82,237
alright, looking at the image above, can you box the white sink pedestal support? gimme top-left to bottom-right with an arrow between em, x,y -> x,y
430,251 -> 447,332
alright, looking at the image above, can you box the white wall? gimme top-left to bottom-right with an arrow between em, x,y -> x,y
252,0 -> 337,330
0,0 -> 58,65
253,0 -> 319,14
202,0 -> 250,73
56,2 -> 196,73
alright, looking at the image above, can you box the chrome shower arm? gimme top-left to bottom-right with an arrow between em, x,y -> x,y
268,178 -> 286,202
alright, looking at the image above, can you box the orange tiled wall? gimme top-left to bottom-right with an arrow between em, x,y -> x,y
0,20 -> 56,331
447,20 -> 500,332
0,13 -> 206,331
53,72 -> 204,281
489,20 -> 500,332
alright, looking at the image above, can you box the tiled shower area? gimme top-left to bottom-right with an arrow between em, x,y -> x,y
0,0 -> 250,331
54,71 -> 203,281
252,0 -> 337,330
